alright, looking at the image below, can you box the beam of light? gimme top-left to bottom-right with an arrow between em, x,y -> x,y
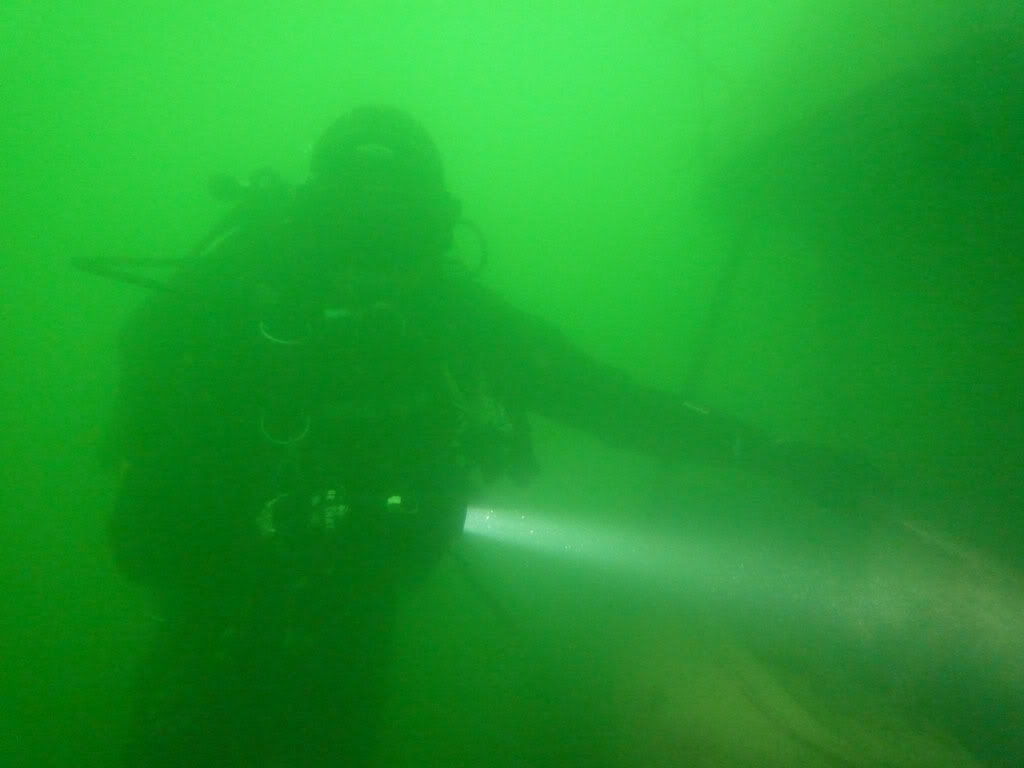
464,504 -> 778,613
462,504 -> 1024,692
464,505 -> 726,587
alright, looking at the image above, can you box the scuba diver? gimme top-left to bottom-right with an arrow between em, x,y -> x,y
101,105 -> 876,767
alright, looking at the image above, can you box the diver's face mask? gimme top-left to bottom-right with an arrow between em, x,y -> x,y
296,142 -> 453,273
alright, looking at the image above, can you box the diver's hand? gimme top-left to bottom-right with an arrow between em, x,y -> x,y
772,441 -> 889,509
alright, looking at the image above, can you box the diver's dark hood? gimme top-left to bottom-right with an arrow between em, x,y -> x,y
295,106 -> 460,264
310,105 -> 446,189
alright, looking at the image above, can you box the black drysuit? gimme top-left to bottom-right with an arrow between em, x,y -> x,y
109,229 -> 755,767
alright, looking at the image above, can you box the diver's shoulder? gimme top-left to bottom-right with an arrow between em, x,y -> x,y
119,231 -> 262,345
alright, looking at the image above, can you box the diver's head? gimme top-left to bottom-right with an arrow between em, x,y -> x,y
298,106 -> 460,268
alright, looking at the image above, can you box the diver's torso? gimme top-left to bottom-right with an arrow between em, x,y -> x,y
167,235 -> 505,596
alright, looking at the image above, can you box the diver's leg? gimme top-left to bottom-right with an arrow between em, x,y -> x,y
121,621 -> 250,768
271,572 -> 400,767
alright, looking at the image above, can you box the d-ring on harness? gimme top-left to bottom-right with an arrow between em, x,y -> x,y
257,317 -> 313,445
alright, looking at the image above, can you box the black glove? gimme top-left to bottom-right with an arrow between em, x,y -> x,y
771,441 -> 889,510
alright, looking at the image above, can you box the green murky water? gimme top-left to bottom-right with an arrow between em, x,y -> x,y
2,3 -> 1021,765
